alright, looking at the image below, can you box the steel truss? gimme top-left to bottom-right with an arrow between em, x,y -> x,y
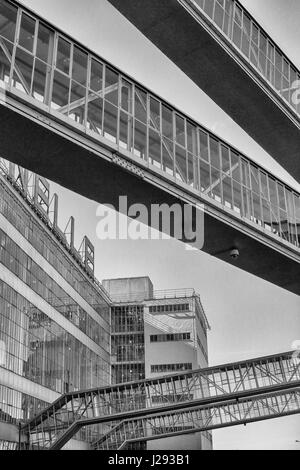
94,388 -> 300,449
21,351 -> 300,450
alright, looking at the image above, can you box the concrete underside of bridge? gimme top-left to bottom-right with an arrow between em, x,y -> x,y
107,0 -> 300,184
0,97 -> 299,296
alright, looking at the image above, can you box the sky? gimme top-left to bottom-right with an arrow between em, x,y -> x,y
18,0 -> 300,449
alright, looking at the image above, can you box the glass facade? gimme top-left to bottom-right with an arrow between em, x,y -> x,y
0,0 -> 299,252
0,383 -> 48,424
190,0 -> 300,115
0,176 -> 110,325
111,304 -> 145,383
0,280 -> 110,394
0,227 -> 109,349
0,166 -> 111,445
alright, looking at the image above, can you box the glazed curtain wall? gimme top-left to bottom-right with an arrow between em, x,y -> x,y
0,280 -> 110,395
0,227 -> 110,353
0,179 -> 110,326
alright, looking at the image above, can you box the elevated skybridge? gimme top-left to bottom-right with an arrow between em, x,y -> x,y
0,0 -> 300,295
21,351 -> 300,450
94,388 -> 300,450
108,0 -> 300,183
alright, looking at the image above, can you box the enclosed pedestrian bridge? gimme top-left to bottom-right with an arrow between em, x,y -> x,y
0,0 -> 299,295
20,350 -> 300,449
108,0 -> 300,183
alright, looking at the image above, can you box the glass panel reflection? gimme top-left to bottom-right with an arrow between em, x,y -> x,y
0,0 -> 17,43
18,12 -> 35,52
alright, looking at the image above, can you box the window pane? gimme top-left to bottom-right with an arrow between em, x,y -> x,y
56,37 -> 71,75
0,0 -> 17,43
13,47 -> 33,94
134,119 -> 147,160
231,151 -> 240,182
194,0 -> 204,9
149,128 -> 161,168
175,145 -> 187,182
258,171 -> 267,198
188,152 -> 195,187
211,166 -> 222,202
32,59 -> 50,103
221,145 -> 230,173
232,181 -> 242,215
150,96 -> 160,129
241,13 -> 251,58
241,159 -> 250,187
51,70 -> 70,109
258,32 -> 267,76
200,159 -> 211,192
261,197 -> 271,231
210,137 -> 220,169
162,104 -> 173,140
250,165 -> 260,194
268,177 -> 278,208
0,41 -> 11,87
90,58 -> 103,93
277,183 -> 286,211
222,174 -> 233,209
103,100 -> 118,143
233,5 -> 242,48
242,186 -> 252,218
290,67 -> 297,110
186,121 -> 197,153
72,46 -> 87,85
135,87 -> 147,124
294,194 -> 300,221
175,114 -> 185,147
266,42 -> 275,84
204,0 -> 214,18
19,13 -> 35,52
87,94 -> 103,134
162,138 -> 174,176
199,130 -> 209,161
121,79 -> 132,113
36,23 -> 53,63
119,110 -> 133,150
214,1 -> 224,30
250,24 -> 259,67
252,192 -> 261,223
69,81 -> 86,125
105,66 -> 118,105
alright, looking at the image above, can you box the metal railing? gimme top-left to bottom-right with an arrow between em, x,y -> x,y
94,388 -> 300,449
20,350 -> 300,450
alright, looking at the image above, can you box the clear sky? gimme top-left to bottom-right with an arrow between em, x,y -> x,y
19,0 -> 300,449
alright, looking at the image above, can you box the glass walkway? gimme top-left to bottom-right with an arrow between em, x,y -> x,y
186,0 -> 300,118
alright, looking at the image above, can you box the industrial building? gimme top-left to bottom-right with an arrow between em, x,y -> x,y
103,276 -> 212,450
0,158 -> 111,449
